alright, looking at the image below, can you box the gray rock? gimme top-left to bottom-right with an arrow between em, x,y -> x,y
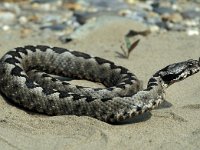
166,22 -> 186,31
182,10 -> 200,19
153,7 -> 175,15
146,15 -> 162,25
0,11 -> 16,25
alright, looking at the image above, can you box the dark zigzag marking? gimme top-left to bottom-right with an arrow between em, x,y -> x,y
148,82 -> 158,87
6,51 -> 22,58
136,106 -> 142,112
123,73 -> 137,79
11,65 -> 24,76
59,91 -> 73,99
101,97 -> 111,102
52,47 -> 69,54
51,78 -> 57,82
62,82 -> 70,85
117,66 -> 129,74
36,45 -> 50,52
42,88 -> 57,95
24,45 -> 37,52
15,47 -> 28,55
59,91 -> 96,102
122,78 -> 136,85
10,65 -> 40,89
25,79 -> 40,89
93,57 -> 137,86
4,57 -> 20,64
41,73 -> 51,78
71,51 -> 91,59
94,57 -> 114,65
148,78 -> 157,83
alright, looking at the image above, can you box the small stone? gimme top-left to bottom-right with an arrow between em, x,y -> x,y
20,28 -> 32,38
74,12 -> 90,25
19,16 -> 28,24
166,22 -> 185,31
0,11 -> 16,24
126,11 -> 146,22
162,13 -> 183,23
187,28 -> 199,36
136,2 -> 153,11
63,2 -> 84,11
146,11 -> 162,24
149,25 -> 160,32
171,4 -> 180,11
125,0 -> 137,4
2,25 -> 10,31
2,2 -> 21,15
153,7 -> 175,15
86,0 -> 128,11
119,9 -> 132,17
182,9 -> 200,19
184,20 -> 199,27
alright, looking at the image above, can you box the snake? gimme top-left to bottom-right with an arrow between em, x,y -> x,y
0,45 -> 199,123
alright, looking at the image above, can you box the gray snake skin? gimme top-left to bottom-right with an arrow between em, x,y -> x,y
0,45 -> 199,122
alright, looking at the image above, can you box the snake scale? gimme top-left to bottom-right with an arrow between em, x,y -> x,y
0,45 -> 199,122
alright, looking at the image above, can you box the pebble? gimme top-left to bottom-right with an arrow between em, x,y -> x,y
149,25 -> 160,32
166,22 -> 186,31
153,6 -> 175,15
161,13 -> 183,23
184,20 -> 199,27
182,9 -> 200,19
0,11 -> 16,24
2,25 -> 10,31
187,28 -> 199,36
18,16 -> 28,24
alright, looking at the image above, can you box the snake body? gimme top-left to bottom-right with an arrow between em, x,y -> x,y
0,45 -> 199,122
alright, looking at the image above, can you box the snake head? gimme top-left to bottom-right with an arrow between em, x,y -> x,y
155,58 -> 200,87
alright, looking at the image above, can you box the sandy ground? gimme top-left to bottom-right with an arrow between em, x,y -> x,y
0,16 -> 200,150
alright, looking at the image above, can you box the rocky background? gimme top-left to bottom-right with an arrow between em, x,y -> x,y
0,1 -> 200,150
0,0 -> 200,42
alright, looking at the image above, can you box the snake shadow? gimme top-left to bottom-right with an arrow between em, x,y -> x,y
111,100 -> 172,125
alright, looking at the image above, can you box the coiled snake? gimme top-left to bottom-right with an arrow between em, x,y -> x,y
0,45 -> 199,122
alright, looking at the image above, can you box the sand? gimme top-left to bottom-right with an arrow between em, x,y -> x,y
0,16 -> 199,150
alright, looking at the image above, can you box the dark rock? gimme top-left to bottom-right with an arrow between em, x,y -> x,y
40,24 -> 67,31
